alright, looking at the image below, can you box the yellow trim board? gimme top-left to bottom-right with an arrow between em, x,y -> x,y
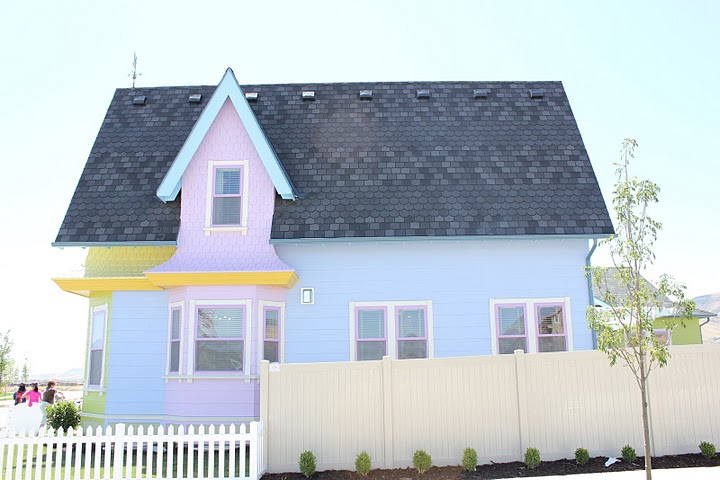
54,271 -> 299,296
53,277 -> 161,297
145,271 -> 299,288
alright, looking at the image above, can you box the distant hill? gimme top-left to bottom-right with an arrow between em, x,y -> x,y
29,367 -> 84,384
695,292 -> 720,344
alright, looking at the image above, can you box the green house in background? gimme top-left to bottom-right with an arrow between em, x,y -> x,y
593,268 -> 716,345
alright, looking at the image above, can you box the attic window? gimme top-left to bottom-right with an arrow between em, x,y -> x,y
473,89 -> 489,98
529,89 -> 545,99
416,89 -> 430,99
245,92 -> 259,101
132,96 -> 147,106
359,90 -> 373,99
188,94 -> 202,104
302,91 -> 315,100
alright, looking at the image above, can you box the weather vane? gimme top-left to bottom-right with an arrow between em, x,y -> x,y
128,52 -> 142,88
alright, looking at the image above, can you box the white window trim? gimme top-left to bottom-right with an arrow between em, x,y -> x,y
204,160 -> 250,235
166,301 -> 185,375
257,300 -> 285,365
349,300 -> 434,361
489,297 -> 573,355
190,299 -> 252,375
86,304 -> 109,391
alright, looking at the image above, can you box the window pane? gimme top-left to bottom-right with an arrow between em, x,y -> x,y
169,342 -> 180,372
498,306 -> 525,336
653,330 -> 670,345
171,310 -> 180,340
499,337 -> 527,354
265,309 -> 279,340
398,309 -> 425,338
89,350 -> 103,385
357,341 -> 386,361
537,305 -> 564,334
197,308 -> 243,338
213,197 -> 241,225
215,168 -> 241,195
398,340 -> 427,359
195,341 -> 243,371
264,341 -> 279,363
358,309 -> 384,339
91,313 -> 105,349
538,336 -> 566,353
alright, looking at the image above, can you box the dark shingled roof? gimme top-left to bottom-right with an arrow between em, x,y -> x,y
55,81 -> 614,245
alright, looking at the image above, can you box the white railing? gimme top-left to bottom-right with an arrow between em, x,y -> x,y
0,422 -> 265,480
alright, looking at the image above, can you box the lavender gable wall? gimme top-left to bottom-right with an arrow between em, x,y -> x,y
150,98 -> 290,273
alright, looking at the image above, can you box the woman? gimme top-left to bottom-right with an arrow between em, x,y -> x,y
12,383 -> 26,405
40,380 -> 64,427
23,383 -> 42,406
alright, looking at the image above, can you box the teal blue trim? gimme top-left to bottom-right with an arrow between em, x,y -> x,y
156,68 -> 297,202
270,233 -> 611,244
52,241 -> 177,248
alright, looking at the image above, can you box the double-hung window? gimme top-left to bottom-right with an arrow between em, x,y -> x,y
168,307 -> 181,373
205,161 -> 249,232
263,307 -> 281,363
195,306 -> 245,371
88,306 -> 107,387
353,302 -> 432,361
212,167 -> 242,225
356,307 -> 387,361
491,299 -> 572,354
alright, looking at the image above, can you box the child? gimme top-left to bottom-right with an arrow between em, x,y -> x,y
13,383 -> 26,405
23,383 -> 42,406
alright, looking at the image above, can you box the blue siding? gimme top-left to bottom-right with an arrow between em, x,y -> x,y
276,238 -> 593,362
106,291 -> 169,416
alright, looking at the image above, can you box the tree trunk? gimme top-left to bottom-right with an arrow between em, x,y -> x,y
640,355 -> 653,480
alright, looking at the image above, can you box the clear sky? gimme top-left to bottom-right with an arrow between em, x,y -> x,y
0,0 -> 717,374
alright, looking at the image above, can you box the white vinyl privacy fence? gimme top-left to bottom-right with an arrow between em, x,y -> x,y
259,345 -> 720,472
1,422 -> 264,480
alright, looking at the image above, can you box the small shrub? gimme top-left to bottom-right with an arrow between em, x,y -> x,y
413,450 -> 432,474
47,401 -> 81,432
524,447 -> 541,469
461,447 -> 478,472
621,445 -> 637,464
575,447 -> 590,465
299,451 -> 316,478
699,441 -> 716,460
355,451 -> 372,476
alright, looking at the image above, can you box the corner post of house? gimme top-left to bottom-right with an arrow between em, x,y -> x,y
514,349 -> 529,459
382,355 -> 394,468
260,360 -> 270,471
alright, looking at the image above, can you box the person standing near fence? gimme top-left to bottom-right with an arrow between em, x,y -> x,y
23,383 -> 42,406
13,384 -> 26,405
40,380 -> 65,427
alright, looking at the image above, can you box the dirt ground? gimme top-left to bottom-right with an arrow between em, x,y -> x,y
262,453 -> 720,479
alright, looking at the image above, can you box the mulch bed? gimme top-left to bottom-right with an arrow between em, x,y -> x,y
262,454 -> 720,479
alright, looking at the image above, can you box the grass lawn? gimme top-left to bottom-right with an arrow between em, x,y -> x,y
0,392 -> 12,400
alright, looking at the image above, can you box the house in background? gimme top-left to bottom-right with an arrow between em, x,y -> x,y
53,69 -> 613,428
593,267 -> 715,345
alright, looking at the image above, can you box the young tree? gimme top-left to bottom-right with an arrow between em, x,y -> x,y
21,356 -> 30,383
587,139 -> 694,480
0,330 -> 14,391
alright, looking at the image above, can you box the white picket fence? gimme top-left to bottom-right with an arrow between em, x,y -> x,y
0,422 -> 265,480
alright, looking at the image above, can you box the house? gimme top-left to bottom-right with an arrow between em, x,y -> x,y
53,69 -> 614,428
593,267 -> 714,344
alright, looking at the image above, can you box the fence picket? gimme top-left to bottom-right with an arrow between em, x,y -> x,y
0,421 -> 264,480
